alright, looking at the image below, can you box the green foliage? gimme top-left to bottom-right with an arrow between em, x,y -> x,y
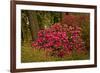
21,11 -> 90,62
81,14 -> 90,50
21,10 -> 62,42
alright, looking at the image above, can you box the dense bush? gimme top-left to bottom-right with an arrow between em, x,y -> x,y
32,23 -> 86,58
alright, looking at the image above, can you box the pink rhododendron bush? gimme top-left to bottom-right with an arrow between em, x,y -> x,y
32,23 -> 86,58
21,11 -> 90,62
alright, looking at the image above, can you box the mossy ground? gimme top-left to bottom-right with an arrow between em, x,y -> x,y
21,42 -> 90,63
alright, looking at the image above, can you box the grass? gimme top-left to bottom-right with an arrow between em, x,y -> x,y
21,42 -> 90,63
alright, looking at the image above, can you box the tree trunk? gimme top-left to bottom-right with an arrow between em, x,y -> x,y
27,11 -> 39,41
21,12 -> 29,42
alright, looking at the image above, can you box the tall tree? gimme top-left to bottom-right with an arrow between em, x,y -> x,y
21,11 -> 30,42
27,11 -> 39,41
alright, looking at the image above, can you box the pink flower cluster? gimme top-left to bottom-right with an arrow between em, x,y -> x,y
32,23 -> 85,57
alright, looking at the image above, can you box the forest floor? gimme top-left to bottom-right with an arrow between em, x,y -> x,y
21,42 -> 90,63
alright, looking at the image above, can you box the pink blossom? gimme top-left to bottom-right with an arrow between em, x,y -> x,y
32,23 -> 85,58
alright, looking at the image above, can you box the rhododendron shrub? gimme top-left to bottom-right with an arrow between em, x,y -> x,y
61,14 -> 80,27
62,14 -> 90,50
32,23 -> 86,58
